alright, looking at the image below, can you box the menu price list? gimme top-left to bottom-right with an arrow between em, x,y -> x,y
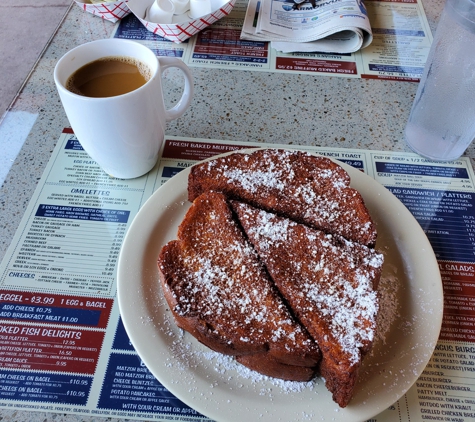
193,27 -> 269,65
415,262 -> 475,421
8,205 -> 129,292
0,289 -> 112,407
0,291 -> 112,328
98,353 -> 204,420
440,262 -> 475,343
0,371 -> 91,405
417,346 -> 475,420
0,130 -> 150,298
7,236 -> 126,295
0,323 -> 102,373
94,319 -> 210,421
385,187 -> 475,263
371,155 -> 475,421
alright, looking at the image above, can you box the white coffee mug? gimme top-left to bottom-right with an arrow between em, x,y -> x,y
54,38 -> 194,179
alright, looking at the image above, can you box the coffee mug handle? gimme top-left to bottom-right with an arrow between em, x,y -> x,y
158,57 -> 194,122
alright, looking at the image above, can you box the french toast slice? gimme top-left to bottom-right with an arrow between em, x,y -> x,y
158,191 -> 321,380
231,200 -> 383,407
188,148 -> 377,247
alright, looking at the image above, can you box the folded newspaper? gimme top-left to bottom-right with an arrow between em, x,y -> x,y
240,0 -> 373,54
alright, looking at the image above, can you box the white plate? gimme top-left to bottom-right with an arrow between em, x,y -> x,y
117,149 -> 443,422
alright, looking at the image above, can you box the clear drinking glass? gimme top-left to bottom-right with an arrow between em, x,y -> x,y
404,0 -> 475,161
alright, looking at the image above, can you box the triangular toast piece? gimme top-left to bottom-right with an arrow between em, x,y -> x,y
188,149 -> 377,247
158,191 -> 321,381
232,200 -> 383,407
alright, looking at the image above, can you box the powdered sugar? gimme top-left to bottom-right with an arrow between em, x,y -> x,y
194,149 -> 377,246
174,252 -> 301,344
304,275 -> 377,361
233,202 -> 383,367
223,167 -> 287,193
162,267 -> 399,393
162,192 -> 317,358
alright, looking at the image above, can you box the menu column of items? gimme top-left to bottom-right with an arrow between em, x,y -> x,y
93,317 -> 211,421
190,23 -> 271,70
185,0 -> 274,71
0,290 -> 112,406
0,129 -> 159,411
371,153 -> 475,420
188,0 -> 272,69
0,130 -> 155,295
7,204 -> 128,293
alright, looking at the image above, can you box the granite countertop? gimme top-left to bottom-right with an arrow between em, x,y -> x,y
0,0 -> 466,420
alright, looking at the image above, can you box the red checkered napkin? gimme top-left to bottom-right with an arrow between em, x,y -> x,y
74,0 -> 131,23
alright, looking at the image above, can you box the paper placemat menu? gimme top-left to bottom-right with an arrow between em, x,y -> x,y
113,0 -> 433,82
0,129 -> 475,421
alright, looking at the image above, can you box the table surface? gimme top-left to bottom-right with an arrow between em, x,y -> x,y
0,0 -> 467,420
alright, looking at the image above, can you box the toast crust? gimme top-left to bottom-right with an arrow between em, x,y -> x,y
158,191 -> 321,372
236,354 -> 317,382
188,149 -> 377,247
232,200 -> 383,407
